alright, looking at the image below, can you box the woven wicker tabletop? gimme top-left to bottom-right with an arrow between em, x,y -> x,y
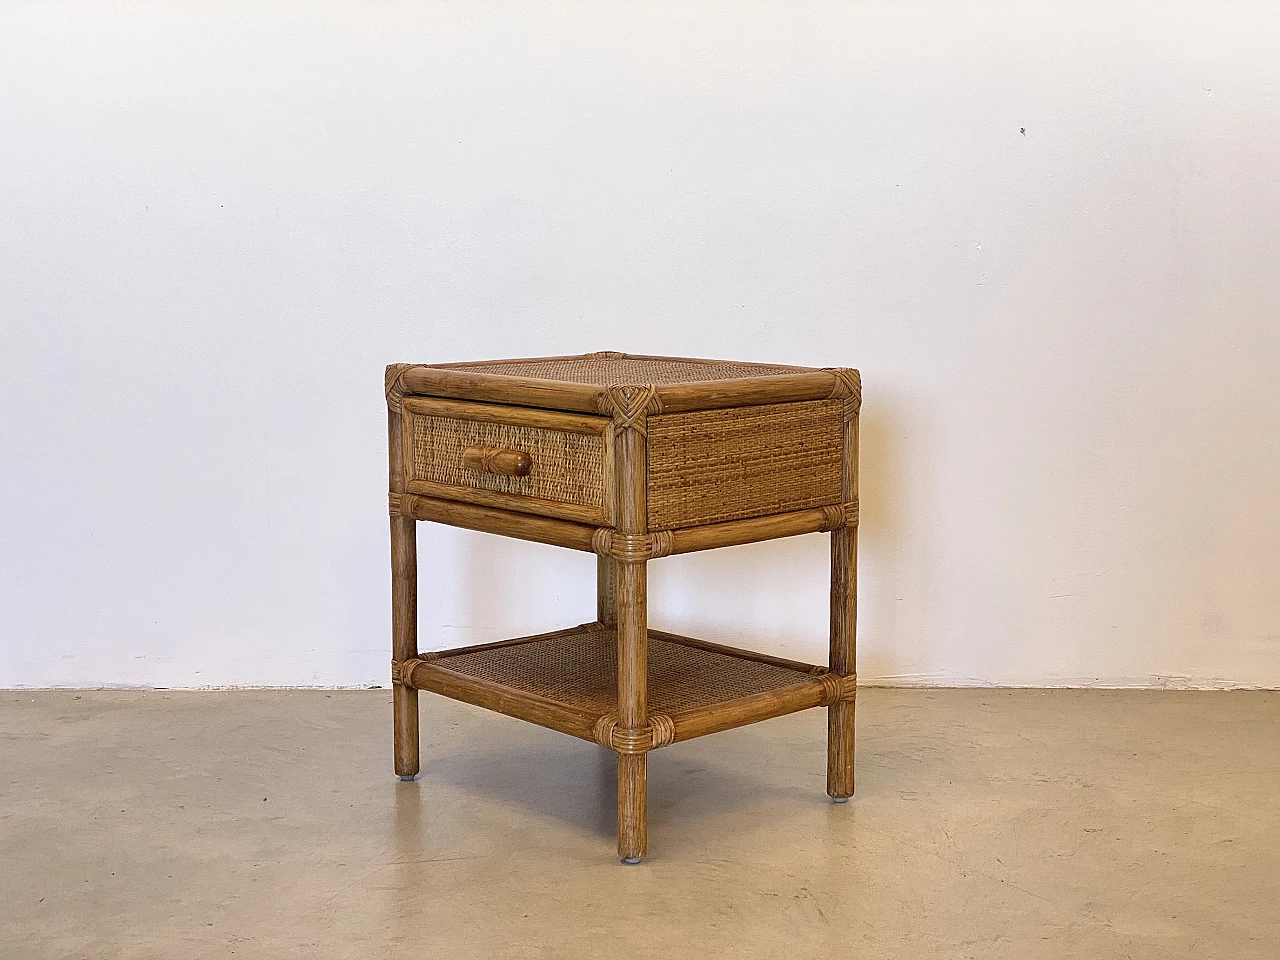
391,351 -> 856,417
432,353 -> 811,386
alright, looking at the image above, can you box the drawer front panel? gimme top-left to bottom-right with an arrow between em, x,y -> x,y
403,398 -> 613,525
647,399 -> 844,530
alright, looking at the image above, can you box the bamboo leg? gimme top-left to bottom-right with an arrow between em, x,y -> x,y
827,526 -> 856,799
615,557 -> 648,862
388,382 -> 420,780
391,513 -> 420,779
827,382 -> 859,800
597,554 -> 615,627
618,753 -> 647,861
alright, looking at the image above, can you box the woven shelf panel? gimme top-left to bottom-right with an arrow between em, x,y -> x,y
647,399 -> 844,529
409,412 -> 605,508
435,357 -> 800,386
432,625 -> 815,716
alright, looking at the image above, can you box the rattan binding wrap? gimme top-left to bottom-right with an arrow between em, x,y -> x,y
435,356 -> 801,385
647,399 -> 844,529
408,411 -> 606,510
428,623 -> 817,716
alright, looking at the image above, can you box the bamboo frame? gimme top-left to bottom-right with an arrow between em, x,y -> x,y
664,502 -> 858,555
402,480 -> 610,527
386,355 -> 861,861
392,492 -> 600,552
399,659 -> 599,744
390,492 -> 857,559
401,395 -> 611,434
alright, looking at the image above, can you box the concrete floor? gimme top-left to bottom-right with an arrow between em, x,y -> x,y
1,690 -> 1277,959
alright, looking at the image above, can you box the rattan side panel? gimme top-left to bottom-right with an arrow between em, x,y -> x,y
647,400 -> 844,530
408,412 -> 607,515
431,624 -> 815,716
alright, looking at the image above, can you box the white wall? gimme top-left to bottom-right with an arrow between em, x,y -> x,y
2,1 -> 1278,689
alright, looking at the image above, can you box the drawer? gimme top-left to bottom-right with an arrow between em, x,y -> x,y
401,397 -> 615,525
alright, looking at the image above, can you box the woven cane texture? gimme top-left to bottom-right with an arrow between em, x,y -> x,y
432,625 -> 815,716
647,399 -> 844,529
435,356 -> 801,386
409,412 -> 605,508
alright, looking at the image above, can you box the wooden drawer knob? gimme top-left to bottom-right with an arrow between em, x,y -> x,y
461,444 -> 532,477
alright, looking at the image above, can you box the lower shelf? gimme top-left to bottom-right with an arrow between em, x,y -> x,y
396,622 -> 849,749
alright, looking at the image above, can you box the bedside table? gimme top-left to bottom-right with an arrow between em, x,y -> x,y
386,352 -> 860,862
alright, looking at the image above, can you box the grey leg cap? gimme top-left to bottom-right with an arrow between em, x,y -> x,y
831,796 -> 850,803
398,774 -> 417,782
621,856 -> 643,865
